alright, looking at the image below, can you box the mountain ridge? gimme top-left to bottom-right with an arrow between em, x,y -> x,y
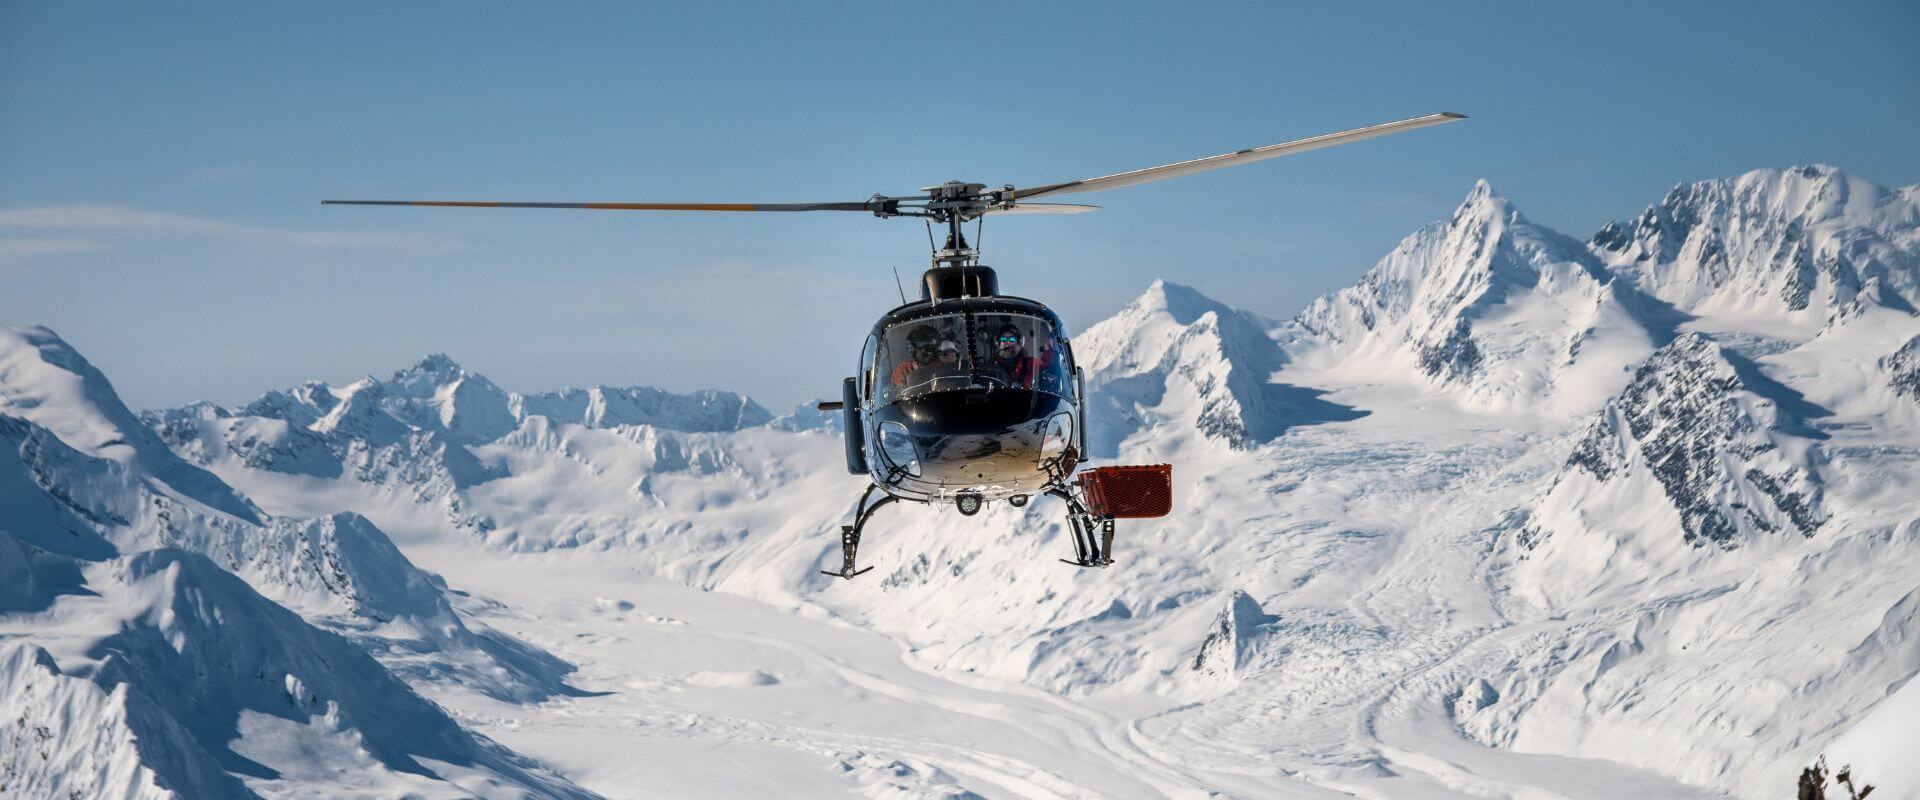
8,165 -> 1920,798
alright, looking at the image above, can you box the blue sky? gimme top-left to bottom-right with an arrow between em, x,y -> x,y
4,1 -> 1917,411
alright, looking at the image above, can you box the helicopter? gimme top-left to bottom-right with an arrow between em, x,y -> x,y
325,111 -> 1466,579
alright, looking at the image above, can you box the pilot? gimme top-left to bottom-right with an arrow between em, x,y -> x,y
889,324 -> 941,389
988,323 -> 1040,388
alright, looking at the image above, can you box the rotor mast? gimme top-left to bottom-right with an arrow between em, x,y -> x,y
916,181 -> 1000,268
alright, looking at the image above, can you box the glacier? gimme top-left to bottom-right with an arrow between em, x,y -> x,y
5,165 -> 1919,798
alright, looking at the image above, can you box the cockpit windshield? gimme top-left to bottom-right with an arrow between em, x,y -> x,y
876,312 -> 1072,402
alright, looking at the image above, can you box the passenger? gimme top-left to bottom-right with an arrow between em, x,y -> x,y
934,340 -> 962,375
889,324 -> 941,390
904,339 -> 964,389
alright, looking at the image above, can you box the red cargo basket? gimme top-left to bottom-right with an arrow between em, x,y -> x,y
1078,465 -> 1173,518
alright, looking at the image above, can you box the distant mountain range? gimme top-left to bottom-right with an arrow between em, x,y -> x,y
4,165 -> 1917,798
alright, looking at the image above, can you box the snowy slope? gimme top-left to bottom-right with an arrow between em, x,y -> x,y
0,326 -> 261,523
1804,673 -> 1920,799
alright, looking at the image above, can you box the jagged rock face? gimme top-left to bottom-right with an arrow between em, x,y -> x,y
1593,166 -> 1920,321
1289,181 -> 1649,411
1416,317 -> 1483,381
1888,335 -> 1920,402
1540,333 -> 1825,549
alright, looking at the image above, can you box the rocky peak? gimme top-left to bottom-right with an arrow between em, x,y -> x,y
240,381 -> 339,428
1133,279 -> 1242,325
1191,590 -> 1277,678
389,353 -> 464,390
1299,182 -> 1601,344
1290,181 -> 1640,410
1594,166 -> 1920,322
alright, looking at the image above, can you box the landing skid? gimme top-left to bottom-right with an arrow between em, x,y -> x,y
822,484 -> 894,580
822,476 -> 1122,581
1048,486 -> 1114,568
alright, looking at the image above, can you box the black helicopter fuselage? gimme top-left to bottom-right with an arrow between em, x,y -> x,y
839,268 -> 1084,505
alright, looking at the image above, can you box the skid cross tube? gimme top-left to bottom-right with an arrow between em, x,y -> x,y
823,484 -> 897,580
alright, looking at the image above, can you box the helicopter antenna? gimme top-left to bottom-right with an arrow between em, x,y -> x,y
890,265 -> 908,304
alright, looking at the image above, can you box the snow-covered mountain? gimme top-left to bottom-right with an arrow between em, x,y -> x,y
145,355 -> 773,531
1073,279 -> 1354,452
1288,180 -> 1654,415
1524,332 -> 1826,561
230,353 -> 771,443
10,166 -> 1920,799
1593,165 -> 1920,330
0,326 -> 592,797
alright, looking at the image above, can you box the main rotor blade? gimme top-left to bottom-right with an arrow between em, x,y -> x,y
985,202 -> 1101,215
321,199 -> 889,212
1009,112 -> 1466,201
